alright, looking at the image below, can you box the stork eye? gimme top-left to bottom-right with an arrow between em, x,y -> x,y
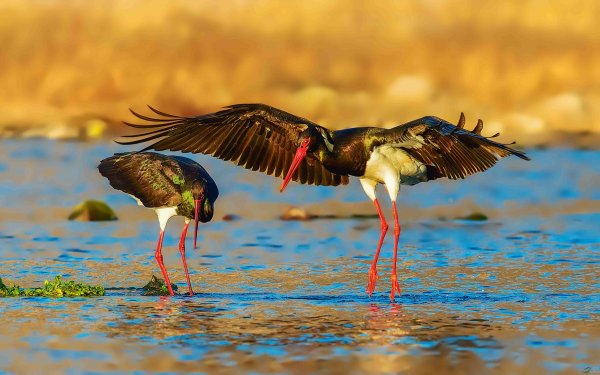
301,138 -> 309,147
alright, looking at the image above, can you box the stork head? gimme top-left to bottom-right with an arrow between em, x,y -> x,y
192,181 -> 219,249
280,129 -> 321,193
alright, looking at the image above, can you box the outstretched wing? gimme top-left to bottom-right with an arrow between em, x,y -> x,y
385,113 -> 530,180
117,104 -> 349,187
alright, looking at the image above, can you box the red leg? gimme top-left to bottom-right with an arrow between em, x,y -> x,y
366,198 -> 388,296
154,230 -> 174,296
178,221 -> 194,296
390,201 -> 401,302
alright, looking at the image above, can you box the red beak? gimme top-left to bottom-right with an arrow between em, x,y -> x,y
280,145 -> 308,192
193,199 -> 200,249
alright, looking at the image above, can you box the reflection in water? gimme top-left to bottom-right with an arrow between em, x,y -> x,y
95,296 -> 517,373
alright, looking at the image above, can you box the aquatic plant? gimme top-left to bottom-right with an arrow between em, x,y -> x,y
0,276 -> 105,297
141,275 -> 178,296
0,278 -> 21,297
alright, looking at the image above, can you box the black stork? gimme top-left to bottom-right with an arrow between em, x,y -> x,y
98,152 -> 219,296
117,104 -> 529,302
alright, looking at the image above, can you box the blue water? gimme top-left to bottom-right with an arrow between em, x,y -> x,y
0,140 -> 598,374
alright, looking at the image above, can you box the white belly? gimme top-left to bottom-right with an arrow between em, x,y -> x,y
155,206 -> 178,231
364,145 -> 428,186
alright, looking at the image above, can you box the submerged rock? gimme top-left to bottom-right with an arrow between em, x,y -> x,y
68,200 -> 117,221
280,207 -> 314,221
456,212 -> 488,221
141,275 -> 178,296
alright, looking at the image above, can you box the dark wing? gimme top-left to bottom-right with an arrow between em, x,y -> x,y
117,104 -> 349,187
98,152 -> 184,208
385,114 -> 530,180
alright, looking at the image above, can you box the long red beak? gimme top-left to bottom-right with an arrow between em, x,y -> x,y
193,199 -> 200,249
280,145 -> 307,192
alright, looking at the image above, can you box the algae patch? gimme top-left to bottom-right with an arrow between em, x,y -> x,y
141,275 -> 178,296
0,276 -> 105,297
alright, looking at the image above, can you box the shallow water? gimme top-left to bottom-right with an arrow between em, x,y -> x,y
0,140 -> 598,374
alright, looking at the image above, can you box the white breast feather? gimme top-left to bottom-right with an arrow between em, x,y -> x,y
364,145 -> 428,186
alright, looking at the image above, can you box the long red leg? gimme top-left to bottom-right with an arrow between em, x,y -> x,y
366,198 -> 389,296
390,201 -> 401,302
154,230 -> 174,296
178,221 -> 194,296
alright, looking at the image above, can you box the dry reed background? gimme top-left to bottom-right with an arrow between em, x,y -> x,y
1,0 -> 598,145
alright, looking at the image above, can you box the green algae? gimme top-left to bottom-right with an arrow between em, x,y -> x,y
141,275 -> 178,296
0,276 -> 105,297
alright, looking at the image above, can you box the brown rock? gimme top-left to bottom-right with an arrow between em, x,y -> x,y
222,214 -> 241,221
280,207 -> 314,221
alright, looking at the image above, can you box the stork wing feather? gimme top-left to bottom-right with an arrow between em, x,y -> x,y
117,104 -> 349,187
386,115 -> 530,180
98,152 -> 184,208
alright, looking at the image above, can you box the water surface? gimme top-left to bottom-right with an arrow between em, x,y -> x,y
0,140 -> 598,374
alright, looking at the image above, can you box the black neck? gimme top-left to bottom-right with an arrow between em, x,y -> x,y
317,128 -> 372,177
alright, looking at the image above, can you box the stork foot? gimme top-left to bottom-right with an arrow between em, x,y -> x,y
389,273 -> 401,302
366,266 -> 379,296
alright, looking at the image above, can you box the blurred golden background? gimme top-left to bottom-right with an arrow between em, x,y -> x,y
1,0 -> 598,146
